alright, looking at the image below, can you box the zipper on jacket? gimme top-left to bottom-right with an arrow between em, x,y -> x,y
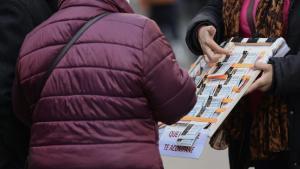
247,0 -> 257,37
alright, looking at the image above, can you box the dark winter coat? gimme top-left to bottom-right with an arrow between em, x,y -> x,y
14,0 -> 196,169
0,0 -> 52,168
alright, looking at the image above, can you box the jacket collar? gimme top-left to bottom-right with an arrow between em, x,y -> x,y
59,0 -> 134,13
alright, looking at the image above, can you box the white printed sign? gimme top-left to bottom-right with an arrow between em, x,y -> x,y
159,125 -> 208,159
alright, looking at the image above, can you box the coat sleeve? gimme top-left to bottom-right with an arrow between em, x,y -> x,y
142,19 -> 197,125
185,0 -> 224,56
269,53 -> 300,96
12,77 -> 32,126
0,1 -> 33,123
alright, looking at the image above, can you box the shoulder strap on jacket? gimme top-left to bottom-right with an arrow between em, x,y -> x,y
37,12 -> 110,99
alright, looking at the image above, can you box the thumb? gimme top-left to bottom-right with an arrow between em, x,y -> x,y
254,62 -> 270,71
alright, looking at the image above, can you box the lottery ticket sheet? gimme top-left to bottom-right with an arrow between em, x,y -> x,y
159,37 -> 290,159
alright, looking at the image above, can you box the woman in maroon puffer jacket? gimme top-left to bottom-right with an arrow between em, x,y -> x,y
13,0 -> 196,169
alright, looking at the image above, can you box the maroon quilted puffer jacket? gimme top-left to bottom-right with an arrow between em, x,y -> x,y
13,0 -> 196,169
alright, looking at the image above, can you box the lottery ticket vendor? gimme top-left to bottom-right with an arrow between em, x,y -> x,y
185,0 -> 300,169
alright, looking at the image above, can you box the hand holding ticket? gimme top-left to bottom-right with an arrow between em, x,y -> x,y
159,37 -> 289,160
247,62 -> 274,94
197,26 -> 231,63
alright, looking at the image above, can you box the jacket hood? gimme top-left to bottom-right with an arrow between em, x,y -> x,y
59,0 -> 134,13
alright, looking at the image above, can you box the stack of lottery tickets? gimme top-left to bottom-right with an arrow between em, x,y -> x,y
159,37 -> 290,159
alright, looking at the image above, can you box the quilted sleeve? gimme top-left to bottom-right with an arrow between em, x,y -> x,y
142,19 -> 197,125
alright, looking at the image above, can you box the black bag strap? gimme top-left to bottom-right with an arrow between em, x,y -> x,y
37,12 -> 110,99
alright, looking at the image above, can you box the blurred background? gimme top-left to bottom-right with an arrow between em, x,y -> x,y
130,1 -> 232,169
131,0 -> 208,69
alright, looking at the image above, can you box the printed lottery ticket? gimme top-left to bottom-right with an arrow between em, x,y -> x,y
224,54 -> 243,63
217,85 -> 234,98
178,124 -> 203,140
210,63 -> 232,76
201,85 -> 218,96
206,79 -> 221,86
243,54 -> 258,64
211,112 -> 220,118
233,68 -> 250,75
188,95 -> 209,116
194,76 -> 203,86
177,124 -> 205,147
209,97 -> 223,108
226,75 -> 243,86
200,107 -> 218,118
176,139 -> 197,147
